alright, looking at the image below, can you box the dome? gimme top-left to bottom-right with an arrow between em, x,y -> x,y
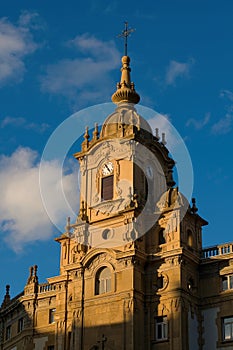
100,103 -> 153,138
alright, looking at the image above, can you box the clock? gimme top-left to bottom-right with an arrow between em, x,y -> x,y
102,162 -> 114,176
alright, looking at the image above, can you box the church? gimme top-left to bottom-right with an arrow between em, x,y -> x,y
1,44 -> 233,350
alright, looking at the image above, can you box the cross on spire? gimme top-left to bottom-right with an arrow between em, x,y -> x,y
117,21 -> 135,56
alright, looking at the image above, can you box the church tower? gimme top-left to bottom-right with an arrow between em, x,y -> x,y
54,50 -> 208,350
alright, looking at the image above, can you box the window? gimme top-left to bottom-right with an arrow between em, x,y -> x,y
18,317 -> 24,333
155,316 -> 168,341
6,325 -> 11,340
157,275 -> 164,289
158,229 -> 166,245
95,267 -> 111,295
187,229 -> 193,248
48,346 -> 55,350
223,317 -> 233,341
49,308 -> 56,324
102,229 -> 111,240
101,175 -> 113,200
222,275 -> 233,291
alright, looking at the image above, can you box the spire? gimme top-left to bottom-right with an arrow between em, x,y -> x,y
1,285 -> 11,308
111,56 -> 140,104
112,22 -> 140,105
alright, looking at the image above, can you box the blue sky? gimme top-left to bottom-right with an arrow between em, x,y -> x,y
0,0 -> 233,302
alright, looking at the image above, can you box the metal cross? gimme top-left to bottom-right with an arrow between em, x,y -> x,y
117,21 -> 135,56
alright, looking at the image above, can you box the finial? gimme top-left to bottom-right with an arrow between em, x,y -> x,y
117,21 -> 135,56
27,266 -> 34,284
161,133 -> 167,145
34,265 -> 38,277
93,123 -> 99,140
191,198 -> 198,214
6,285 -> 10,295
1,285 -> 11,308
155,128 -> 160,140
29,266 -> 33,277
84,126 -> 90,141
66,216 -> 71,233
112,22 -> 139,104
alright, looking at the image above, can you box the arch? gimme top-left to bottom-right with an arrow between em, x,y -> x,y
95,266 -> 111,295
82,248 -> 116,269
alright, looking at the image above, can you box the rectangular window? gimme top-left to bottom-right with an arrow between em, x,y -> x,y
48,346 -> 55,350
18,317 -> 24,333
230,275 -> 233,289
99,277 -> 111,294
223,317 -> 233,341
49,308 -> 56,324
222,275 -> 233,291
101,175 -> 113,200
155,316 -> 168,341
6,325 -> 11,340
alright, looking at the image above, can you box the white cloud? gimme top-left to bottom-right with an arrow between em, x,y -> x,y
0,147 -> 78,251
186,112 -> 210,130
90,0 -> 118,14
211,113 -> 233,135
18,10 -> 43,30
210,89 -> 233,135
165,59 -> 194,85
1,116 -> 50,133
41,34 -> 120,105
220,89 -> 233,102
0,12 -> 39,85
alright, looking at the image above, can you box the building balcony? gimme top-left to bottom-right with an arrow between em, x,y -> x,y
202,242 -> 233,259
39,283 -> 56,293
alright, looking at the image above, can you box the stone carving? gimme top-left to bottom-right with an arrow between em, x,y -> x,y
79,156 -> 86,176
91,198 -> 124,215
71,243 -> 88,263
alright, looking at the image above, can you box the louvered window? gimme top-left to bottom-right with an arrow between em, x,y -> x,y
101,175 -> 113,200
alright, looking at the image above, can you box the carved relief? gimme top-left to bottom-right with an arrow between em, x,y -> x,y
86,253 -> 115,276
73,224 -> 89,245
79,156 -> 86,176
155,272 -> 169,292
71,243 -> 88,263
91,198 -> 124,215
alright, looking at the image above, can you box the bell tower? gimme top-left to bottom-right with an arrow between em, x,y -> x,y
55,43 -> 208,349
69,53 -> 176,251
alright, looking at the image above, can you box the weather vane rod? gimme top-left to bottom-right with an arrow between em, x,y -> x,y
117,21 -> 135,56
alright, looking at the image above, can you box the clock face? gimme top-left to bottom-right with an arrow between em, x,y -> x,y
102,162 -> 114,176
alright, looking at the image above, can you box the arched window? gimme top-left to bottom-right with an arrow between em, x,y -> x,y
187,230 -> 193,248
95,267 -> 111,295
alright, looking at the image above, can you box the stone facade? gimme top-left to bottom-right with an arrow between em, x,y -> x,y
1,55 -> 233,350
